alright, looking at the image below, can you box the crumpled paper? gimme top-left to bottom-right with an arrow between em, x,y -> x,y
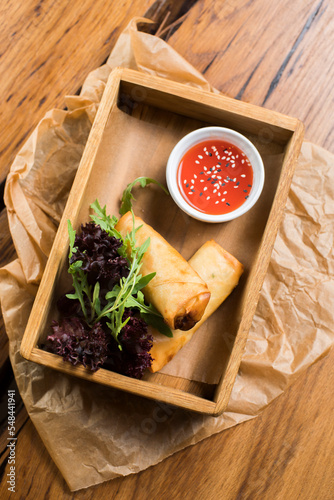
0,18 -> 333,491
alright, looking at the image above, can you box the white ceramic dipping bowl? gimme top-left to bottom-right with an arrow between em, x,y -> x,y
166,127 -> 265,223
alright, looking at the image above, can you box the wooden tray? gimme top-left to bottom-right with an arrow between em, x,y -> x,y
20,68 -> 304,416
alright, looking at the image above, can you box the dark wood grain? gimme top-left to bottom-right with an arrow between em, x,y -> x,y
0,0 -> 333,498
0,349 -> 333,499
170,0 -> 334,152
0,0 -> 162,189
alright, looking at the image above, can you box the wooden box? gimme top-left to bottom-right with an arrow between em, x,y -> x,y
20,68 -> 304,416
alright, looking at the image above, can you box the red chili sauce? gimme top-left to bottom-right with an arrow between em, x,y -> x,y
177,139 -> 253,215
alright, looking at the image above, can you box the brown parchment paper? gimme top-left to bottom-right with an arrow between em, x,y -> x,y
0,18 -> 333,491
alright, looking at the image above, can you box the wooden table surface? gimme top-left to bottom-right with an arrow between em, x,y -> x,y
0,1 -> 333,498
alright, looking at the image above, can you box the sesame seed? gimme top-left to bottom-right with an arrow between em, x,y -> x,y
218,192 -> 221,196
186,183 -> 189,188
200,179 -> 205,182
204,187 -> 208,191
194,174 -> 197,179
241,159 -> 245,164
215,201 -> 219,204
213,189 -> 217,193
226,202 -> 230,206
200,192 -> 203,196
191,179 -> 195,184
195,160 -> 200,164
183,180 -> 187,184
188,191 -> 193,195
241,174 -> 246,178
223,191 -> 227,194
198,155 -> 203,159
204,166 -> 207,171
217,176 -> 222,179
243,189 -> 248,193
200,171 -> 204,175
222,198 -> 225,202
248,184 -> 252,187
234,185 -> 239,188
207,196 -> 210,200
204,147 -> 207,151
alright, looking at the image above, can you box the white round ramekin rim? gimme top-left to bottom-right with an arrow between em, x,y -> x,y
166,126 -> 265,223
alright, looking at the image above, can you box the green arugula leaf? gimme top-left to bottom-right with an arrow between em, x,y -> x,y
65,292 -> 80,300
123,291 -> 173,337
67,219 -> 77,259
119,177 -> 169,215
92,281 -> 101,317
66,221 -> 89,319
105,287 -> 121,301
141,313 -> 173,338
66,198 -> 173,347
68,260 -> 83,273
136,237 -> 151,262
89,199 -> 124,245
132,272 -> 156,294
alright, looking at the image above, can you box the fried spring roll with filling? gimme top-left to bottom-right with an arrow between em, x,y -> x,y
148,239 -> 243,373
115,212 -> 211,331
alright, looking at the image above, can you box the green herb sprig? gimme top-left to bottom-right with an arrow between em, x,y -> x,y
66,198 -> 172,348
119,176 -> 169,215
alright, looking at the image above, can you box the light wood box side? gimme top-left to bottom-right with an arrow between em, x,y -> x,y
20,68 -> 304,415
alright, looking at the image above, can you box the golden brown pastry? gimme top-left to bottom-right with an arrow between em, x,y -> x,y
115,212 -> 211,331
149,239 -> 243,372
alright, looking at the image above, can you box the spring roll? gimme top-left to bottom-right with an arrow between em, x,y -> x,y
149,239 -> 243,373
115,212 -> 211,330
